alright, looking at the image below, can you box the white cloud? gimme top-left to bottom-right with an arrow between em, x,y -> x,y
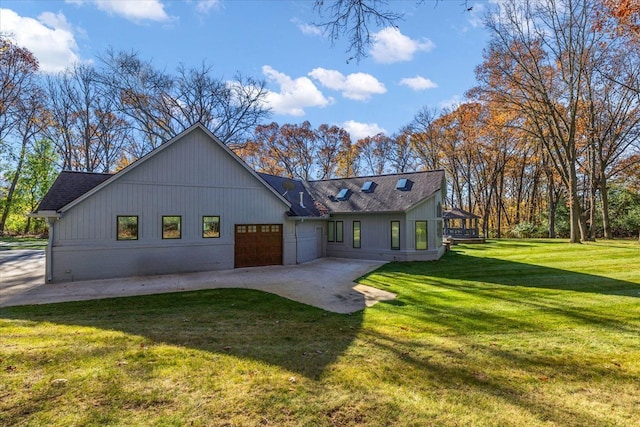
439,95 -> 464,110
467,3 -> 486,28
67,0 -> 170,23
298,22 -> 323,36
370,27 -> 435,64
262,65 -> 333,116
342,120 -> 387,141
309,68 -> 386,101
0,8 -> 80,73
399,76 -> 438,91
196,0 -> 221,13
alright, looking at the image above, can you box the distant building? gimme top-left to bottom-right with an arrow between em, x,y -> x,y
32,123 -> 446,283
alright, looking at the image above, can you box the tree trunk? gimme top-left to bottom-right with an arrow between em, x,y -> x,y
567,169 -> 584,243
547,185 -> 556,239
0,140 -> 27,235
600,176 -> 612,239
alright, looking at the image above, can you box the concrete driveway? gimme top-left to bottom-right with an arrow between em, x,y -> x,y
0,253 -> 394,313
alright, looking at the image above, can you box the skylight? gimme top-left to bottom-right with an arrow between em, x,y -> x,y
361,181 -> 374,193
336,188 -> 350,201
396,178 -> 411,191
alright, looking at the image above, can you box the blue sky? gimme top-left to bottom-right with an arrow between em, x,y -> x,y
1,0 -> 494,140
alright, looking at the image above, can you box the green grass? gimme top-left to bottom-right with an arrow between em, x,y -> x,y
0,236 -> 47,250
1,239 -> 639,426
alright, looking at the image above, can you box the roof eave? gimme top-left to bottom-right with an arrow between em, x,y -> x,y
328,209 -> 406,215
29,210 -> 61,219
287,215 -> 331,220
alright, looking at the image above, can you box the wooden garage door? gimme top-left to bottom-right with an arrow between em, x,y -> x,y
234,224 -> 283,268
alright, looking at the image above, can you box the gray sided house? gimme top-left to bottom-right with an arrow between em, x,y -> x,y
33,123 -> 446,283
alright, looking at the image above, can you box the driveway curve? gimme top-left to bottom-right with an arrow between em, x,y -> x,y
0,255 -> 394,314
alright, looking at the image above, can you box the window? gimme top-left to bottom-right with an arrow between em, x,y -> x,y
416,221 -> 428,250
328,221 -> 335,242
248,225 -> 257,233
271,225 -> 280,232
437,220 -> 443,240
353,221 -> 361,248
261,225 -> 270,232
203,216 -> 220,238
336,188 -> 350,201
436,202 -> 442,217
396,178 -> 411,191
361,181 -> 374,193
236,225 -> 246,233
391,221 -> 400,250
336,221 -> 344,243
162,216 -> 181,239
117,216 -> 138,240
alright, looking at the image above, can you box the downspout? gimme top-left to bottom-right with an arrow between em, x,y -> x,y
46,217 -> 57,283
294,220 -> 299,264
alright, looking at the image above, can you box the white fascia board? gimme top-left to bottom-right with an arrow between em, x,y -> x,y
29,210 -> 61,218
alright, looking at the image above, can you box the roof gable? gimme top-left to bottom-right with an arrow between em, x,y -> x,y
40,123 -> 291,213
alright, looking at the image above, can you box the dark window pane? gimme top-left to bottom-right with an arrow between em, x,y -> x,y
162,216 -> 181,239
336,221 -> 344,243
117,216 -> 138,240
203,216 -> 220,238
353,221 -> 361,248
391,221 -> 400,250
416,221 -> 427,250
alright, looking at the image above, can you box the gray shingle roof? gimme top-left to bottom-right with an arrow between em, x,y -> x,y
306,170 -> 445,214
36,169 -> 444,217
443,208 -> 480,219
257,173 -> 322,217
36,171 -> 113,212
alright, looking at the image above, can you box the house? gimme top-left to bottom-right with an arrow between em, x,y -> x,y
32,123 -> 446,283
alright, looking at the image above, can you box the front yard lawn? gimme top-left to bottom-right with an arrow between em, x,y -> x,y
1,239 -> 639,426
0,236 -> 47,250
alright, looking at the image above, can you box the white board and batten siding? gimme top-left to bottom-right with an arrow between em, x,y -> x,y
51,127 -> 293,282
294,221 -> 325,264
326,191 -> 444,262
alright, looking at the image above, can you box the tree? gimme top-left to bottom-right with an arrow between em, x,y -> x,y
316,124 -> 350,179
390,127 -> 417,173
476,0 -> 601,243
0,86 -> 47,234
313,0 -> 402,61
356,133 -> 393,176
16,139 -> 58,233
335,135 -> 360,178
98,50 -> 270,154
409,106 -> 444,171
0,37 -> 39,148
313,1 -> 471,61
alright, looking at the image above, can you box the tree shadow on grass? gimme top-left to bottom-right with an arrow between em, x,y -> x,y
382,249 -> 640,297
1,288 -> 363,380
356,250 -> 640,425
358,325 -> 638,427
363,249 -> 640,336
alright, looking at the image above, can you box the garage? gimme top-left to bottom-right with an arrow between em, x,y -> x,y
234,224 -> 283,268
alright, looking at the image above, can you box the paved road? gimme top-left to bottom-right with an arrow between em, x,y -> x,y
0,254 -> 394,313
0,248 -> 45,290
